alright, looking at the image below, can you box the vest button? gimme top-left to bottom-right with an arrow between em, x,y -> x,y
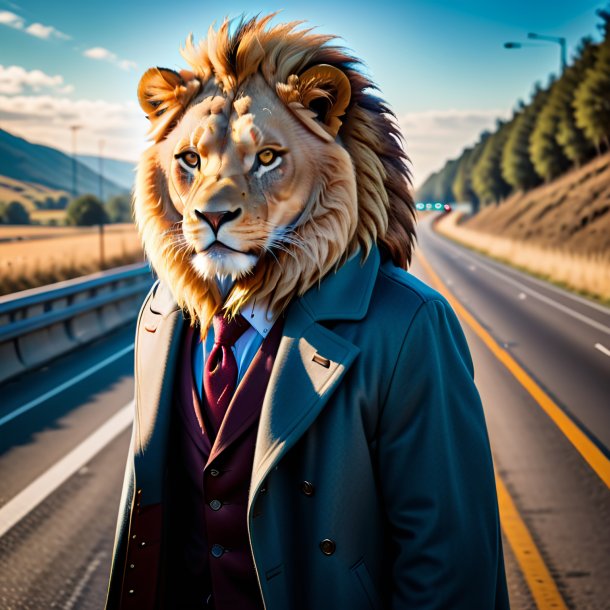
320,539 -> 336,556
301,481 -> 315,496
209,499 -> 222,511
211,544 -> 225,558
209,468 -> 220,477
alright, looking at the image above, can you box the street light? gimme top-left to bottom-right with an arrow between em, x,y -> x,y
69,125 -> 82,197
503,34 -> 567,75
528,32 -> 567,74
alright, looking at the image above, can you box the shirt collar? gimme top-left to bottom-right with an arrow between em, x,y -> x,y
241,297 -> 279,338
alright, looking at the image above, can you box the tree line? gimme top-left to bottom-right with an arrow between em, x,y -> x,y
0,193 -> 132,226
417,7 -> 610,211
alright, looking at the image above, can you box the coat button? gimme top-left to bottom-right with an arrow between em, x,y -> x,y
209,468 -> 220,477
320,539 -> 336,556
301,481 -> 315,496
209,499 -> 222,511
211,544 -> 225,558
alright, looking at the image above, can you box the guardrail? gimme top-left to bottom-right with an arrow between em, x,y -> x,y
0,263 -> 155,385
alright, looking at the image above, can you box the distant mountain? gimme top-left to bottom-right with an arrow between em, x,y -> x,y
76,154 -> 135,192
0,129 -> 128,199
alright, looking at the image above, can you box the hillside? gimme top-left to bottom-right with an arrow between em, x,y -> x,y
462,152 -> 610,255
76,155 -> 135,192
0,175 -> 69,210
0,129 -> 127,199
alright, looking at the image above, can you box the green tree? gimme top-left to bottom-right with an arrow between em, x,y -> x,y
472,121 -> 513,205
452,133 -> 490,212
502,86 -> 547,190
106,194 -> 133,223
66,194 -> 109,226
574,9 -> 610,151
556,38 -> 598,164
530,76 -> 571,181
1,200 -> 31,224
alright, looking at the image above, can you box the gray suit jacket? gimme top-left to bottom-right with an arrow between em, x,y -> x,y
106,247 -> 509,609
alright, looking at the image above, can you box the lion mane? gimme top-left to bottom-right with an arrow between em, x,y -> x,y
134,14 -> 416,331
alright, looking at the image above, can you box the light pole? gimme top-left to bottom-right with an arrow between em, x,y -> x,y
98,138 -> 106,269
70,125 -> 82,198
504,33 -> 567,75
528,32 -> 567,74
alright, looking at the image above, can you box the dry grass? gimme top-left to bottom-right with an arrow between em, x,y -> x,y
0,175 -> 69,210
435,212 -> 610,304
0,223 -> 145,295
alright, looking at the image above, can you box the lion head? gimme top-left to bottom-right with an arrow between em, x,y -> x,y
134,14 -> 415,331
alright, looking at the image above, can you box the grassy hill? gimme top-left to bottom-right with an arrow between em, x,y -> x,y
0,128 -> 128,199
0,175 -> 69,211
460,151 -> 610,256
76,154 -> 135,192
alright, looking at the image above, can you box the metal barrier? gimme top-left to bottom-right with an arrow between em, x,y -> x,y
0,263 -> 155,384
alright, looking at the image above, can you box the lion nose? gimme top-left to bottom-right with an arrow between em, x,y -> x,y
194,209 -> 242,233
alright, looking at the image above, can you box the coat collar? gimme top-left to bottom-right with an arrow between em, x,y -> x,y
140,247 -> 381,509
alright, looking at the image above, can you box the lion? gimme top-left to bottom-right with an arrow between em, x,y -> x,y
134,13 -> 416,331
107,15 -> 509,610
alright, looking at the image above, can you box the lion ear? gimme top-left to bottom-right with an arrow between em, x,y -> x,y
298,64 -> 351,139
137,67 -> 201,141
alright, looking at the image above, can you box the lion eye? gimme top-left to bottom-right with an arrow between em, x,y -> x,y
257,149 -> 277,166
176,151 -> 200,170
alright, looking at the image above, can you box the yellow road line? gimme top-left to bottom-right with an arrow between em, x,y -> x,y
495,475 -> 568,610
414,249 -> 572,608
415,249 -> 610,489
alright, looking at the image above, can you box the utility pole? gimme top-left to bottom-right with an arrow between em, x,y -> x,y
70,125 -> 82,197
98,138 -> 106,269
98,139 -> 105,202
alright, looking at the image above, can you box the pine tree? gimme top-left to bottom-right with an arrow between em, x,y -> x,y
530,76 -> 572,181
556,38 -> 597,165
574,9 -> 610,151
502,86 -> 547,190
472,121 -> 513,205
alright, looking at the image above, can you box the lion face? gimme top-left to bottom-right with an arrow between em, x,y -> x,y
134,15 -> 415,330
156,74 -> 324,280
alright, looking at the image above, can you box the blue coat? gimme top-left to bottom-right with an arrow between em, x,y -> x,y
106,246 -> 510,609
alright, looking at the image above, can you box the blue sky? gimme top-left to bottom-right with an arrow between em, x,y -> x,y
0,0 -> 605,185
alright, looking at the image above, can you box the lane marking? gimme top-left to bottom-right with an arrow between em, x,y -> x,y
594,343 -> 610,357
0,402 -> 133,539
64,550 -> 107,610
495,475 -> 568,610
426,227 -> 610,333
0,343 -> 134,427
416,249 -> 610,490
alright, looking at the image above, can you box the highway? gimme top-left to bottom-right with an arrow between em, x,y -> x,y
0,214 -> 608,609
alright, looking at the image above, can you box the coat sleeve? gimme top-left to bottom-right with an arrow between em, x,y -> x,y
378,298 -> 509,610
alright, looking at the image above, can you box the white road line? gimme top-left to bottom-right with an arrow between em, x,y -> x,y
430,225 -> 610,316
64,551 -> 107,610
0,343 -> 134,427
594,343 -> 610,357
426,229 -> 610,335
0,402 -> 133,539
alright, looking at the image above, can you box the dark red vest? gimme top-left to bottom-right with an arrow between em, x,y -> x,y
163,318 -> 284,609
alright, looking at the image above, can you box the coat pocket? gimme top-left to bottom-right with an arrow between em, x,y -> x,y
350,558 -> 381,610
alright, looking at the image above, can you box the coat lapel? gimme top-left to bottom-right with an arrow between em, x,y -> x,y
249,247 -> 380,505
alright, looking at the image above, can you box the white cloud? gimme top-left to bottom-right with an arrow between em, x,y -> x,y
0,94 -> 148,161
83,47 -> 137,71
25,22 -> 70,40
0,10 -> 69,40
398,109 -> 511,187
0,10 -> 24,29
0,65 -> 73,95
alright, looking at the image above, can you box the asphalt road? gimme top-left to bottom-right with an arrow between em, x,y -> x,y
0,216 -> 608,609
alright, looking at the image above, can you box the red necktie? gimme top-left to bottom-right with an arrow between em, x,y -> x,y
204,313 -> 250,433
